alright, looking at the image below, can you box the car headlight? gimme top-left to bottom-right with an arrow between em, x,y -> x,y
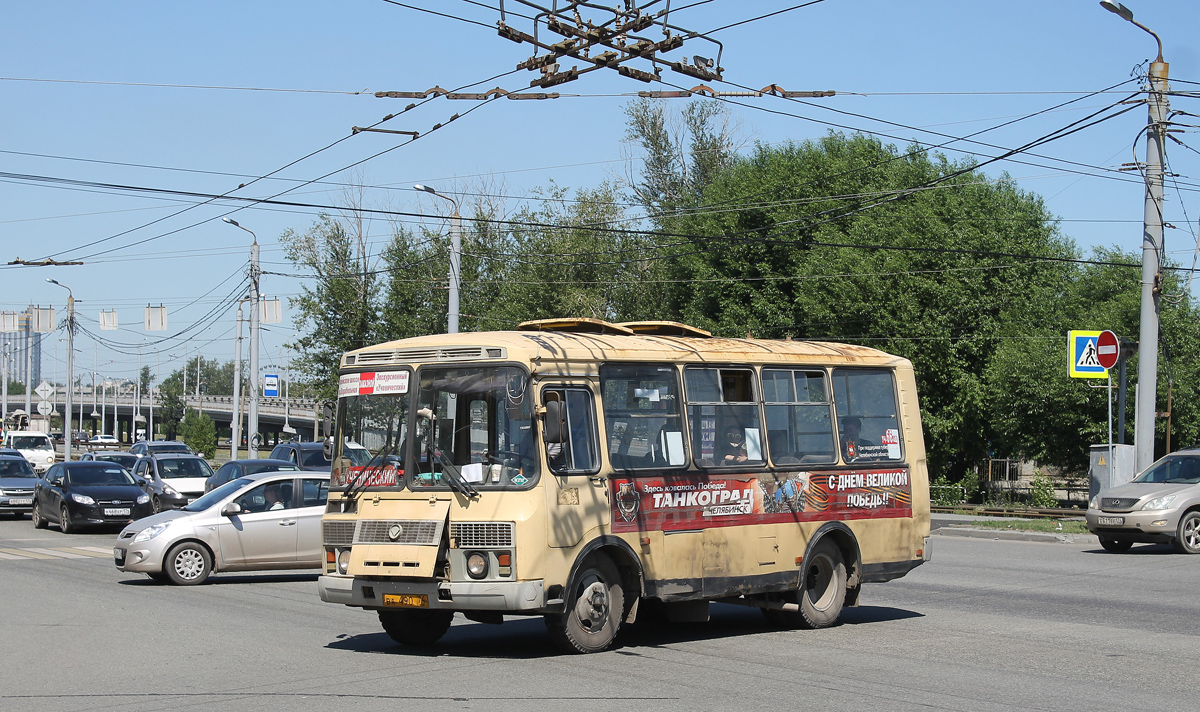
136,494 -> 150,504
71,493 -> 95,505
133,522 -> 170,543
46,454 -> 55,463
163,485 -> 178,496
1089,494 -> 1099,510
1141,494 -> 1177,511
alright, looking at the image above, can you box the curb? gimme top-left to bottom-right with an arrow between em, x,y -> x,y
932,526 -> 1098,545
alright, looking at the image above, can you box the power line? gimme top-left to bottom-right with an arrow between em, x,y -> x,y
704,1 -> 827,34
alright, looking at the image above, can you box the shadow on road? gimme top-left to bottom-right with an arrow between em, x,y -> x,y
117,572 -> 320,586
326,601 -> 924,658
1081,542 -> 1179,556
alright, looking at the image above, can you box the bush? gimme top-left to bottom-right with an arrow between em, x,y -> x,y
930,473 -> 966,507
179,408 -> 217,459
1028,470 -> 1058,508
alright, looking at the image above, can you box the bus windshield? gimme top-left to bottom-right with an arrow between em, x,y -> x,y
411,365 -> 537,489
335,373 -> 411,489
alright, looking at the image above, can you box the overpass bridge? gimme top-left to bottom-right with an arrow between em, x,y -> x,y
46,394 -> 321,446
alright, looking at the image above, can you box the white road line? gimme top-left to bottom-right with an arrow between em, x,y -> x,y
0,550 -> 30,560
21,547 -> 88,559
75,546 -> 116,554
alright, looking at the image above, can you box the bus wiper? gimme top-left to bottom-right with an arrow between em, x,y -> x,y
426,446 -> 479,498
345,442 -> 396,501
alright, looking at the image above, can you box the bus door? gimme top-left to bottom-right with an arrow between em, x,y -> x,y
542,386 -> 607,548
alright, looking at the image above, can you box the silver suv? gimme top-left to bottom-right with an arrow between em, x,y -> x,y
1087,449 -> 1200,553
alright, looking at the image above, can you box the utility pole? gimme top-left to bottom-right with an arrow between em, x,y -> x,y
1,341 -> 8,426
232,303 -> 243,461
47,279 -> 74,461
223,217 -> 261,457
413,185 -> 462,333
1101,1 -> 1169,471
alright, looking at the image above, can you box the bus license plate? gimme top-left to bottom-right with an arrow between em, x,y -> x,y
104,508 -> 131,517
383,594 -> 428,608
1097,516 -> 1124,526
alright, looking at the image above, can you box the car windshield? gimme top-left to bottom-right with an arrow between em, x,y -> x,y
244,463 -> 299,475
66,466 -> 135,485
1134,455 -> 1200,485
11,436 -> 51,451
157,458 -> 215,479
183,477 -> 254,511
0,459 -> 34,477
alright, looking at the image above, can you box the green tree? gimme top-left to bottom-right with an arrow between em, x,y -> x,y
178,408 -> 217,458
156,378 -> 186,440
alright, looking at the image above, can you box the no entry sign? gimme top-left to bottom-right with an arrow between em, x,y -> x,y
1097,330 -> 1119,370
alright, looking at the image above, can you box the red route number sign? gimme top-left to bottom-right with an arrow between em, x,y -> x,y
1097,330 -> 1119,370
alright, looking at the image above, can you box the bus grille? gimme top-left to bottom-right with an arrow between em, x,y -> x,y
323,520 -> 356,546
452,522 -> 514,547
355,519 -> 443,545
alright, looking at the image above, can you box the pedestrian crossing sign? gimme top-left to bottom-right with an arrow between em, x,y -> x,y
1068,330 -> 1107,378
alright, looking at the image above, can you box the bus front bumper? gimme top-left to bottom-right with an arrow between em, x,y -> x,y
318,575 -> 546,612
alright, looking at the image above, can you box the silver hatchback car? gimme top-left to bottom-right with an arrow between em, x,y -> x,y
1086,449 -> 1200,553
114,471 -> 329,584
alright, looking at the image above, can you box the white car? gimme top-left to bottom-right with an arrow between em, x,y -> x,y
2,432 -> 57,473
88,434 -> 119,445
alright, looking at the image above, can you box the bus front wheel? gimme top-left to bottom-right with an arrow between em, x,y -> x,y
763,539 -> 847,629
545,555 -> 624,653
378,609 -> 454,646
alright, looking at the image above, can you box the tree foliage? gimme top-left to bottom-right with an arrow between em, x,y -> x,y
179,408 -> 217,458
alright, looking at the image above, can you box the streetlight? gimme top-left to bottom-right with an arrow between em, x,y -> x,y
1100,0 -> 1170,469
46,279 -> 75,462
414,185 -> 463,334
223,217 -> 262,457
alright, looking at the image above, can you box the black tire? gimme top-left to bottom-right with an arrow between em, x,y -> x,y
152,496 -> 162,514
545,555 -> 624,653
378,610 -> 454,646
1174,511 -> 1200,554
32,501 -> 48,529
1099,537 -> 1133,553
59,505 -> 74,534
164,542 -> 212,585
762,539 -> 847,629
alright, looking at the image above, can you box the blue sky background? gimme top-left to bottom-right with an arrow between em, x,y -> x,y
1,0 -> 1198,387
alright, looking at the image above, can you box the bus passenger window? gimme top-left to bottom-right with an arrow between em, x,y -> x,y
763,369 -> 837,465
599,364 -> 687,471
542,388 -> 599,473
685,367 -> 764,469
831,368 -> 902,463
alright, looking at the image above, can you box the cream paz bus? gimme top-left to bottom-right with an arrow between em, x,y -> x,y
317,318 -> 931,653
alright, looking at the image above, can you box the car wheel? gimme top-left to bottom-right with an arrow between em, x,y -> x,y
32,501 -> 48,529
1174,511 -> 1200,554
763,539 -> 847,629
545,554 -> 625,653
1099,537 -> 1133,553
152,496 -> 162,514
59,505 -> 74,534
378,610 -> 454,646
165,542 -> 211,585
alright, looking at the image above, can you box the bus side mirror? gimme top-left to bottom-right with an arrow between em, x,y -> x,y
544,400 -> 565,444
322,437 -> 333,461
320,403 -> 333,438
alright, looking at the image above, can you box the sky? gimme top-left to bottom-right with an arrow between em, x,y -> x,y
1,0 -> 1198,392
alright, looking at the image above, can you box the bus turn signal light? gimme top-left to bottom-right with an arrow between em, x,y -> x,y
496,552 -> 511,566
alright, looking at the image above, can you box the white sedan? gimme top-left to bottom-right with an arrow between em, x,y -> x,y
88,434 -> 119,445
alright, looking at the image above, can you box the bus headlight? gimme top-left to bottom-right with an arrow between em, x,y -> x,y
466,551 -> 489,579
336,549 -> 351,575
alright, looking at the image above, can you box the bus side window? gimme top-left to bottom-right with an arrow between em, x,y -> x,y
542,388 -> 599,474
762,369 -> 837,465
685,367 -> 764,469
599,364 -> 687,471
831,368 -> 902,463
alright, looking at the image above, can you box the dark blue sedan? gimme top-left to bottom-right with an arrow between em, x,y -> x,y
33,461 -> 153,533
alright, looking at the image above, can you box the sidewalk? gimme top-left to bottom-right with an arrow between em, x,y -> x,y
931,513 -> 1098,544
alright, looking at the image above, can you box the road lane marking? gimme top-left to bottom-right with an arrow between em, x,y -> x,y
21,547 -> 88,559
0,548 -> 55,559
53,547 -> 110,558
0,550 -> 30,560
75,546 -> 115,554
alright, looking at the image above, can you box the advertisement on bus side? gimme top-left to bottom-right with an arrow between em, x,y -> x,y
610,467 -> 912,533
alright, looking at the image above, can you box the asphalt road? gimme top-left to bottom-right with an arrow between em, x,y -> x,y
1,516 -> 1196,712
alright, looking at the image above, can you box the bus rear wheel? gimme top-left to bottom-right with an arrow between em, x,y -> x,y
545,555 -> 624,653
378,609 -> 454,646
762,539 -> 847,629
